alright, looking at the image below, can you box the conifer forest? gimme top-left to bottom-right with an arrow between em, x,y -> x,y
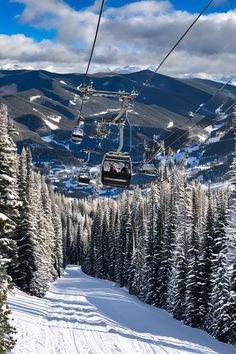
0,102 -> 236,352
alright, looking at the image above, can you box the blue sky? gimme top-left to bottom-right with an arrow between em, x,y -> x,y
0,0 -> 235,78
1,0 -> 233,41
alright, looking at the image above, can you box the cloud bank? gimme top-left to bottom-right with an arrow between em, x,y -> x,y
1,0 -> 235,79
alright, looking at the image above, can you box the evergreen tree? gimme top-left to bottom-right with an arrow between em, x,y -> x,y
101,205 -> 110,279
114,208 -> 123,285
0,104 -> 19,267
159,183 -> 177,308
49,188 -> 63,277
142,184 -> 159,304
208,249 -> 231,341
92,204 -> 105,278
0,257 -> 16,352
107,201 -> 116,281
130,196 -> 146,296
123,199 -> 133,288
12,151 -> 38,294
185,185 -> 201,328
171,181 -> 191,320
199,185 -> 215,328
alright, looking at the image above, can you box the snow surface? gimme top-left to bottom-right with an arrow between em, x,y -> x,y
167,121 -> 174,128
207,136 -> 221,144
188,111 -> 194,117
0,212 -> 9,221
92,109 -> 120,116
30,95 -> 41,102
187,146 -> 200,153
41,135 -> 70,151
195,103 -> 204,113
0,174 -> 14,182
48,115 -> 61,123
44,119 -> 58,130
215,104 -> 224,114
41,135 -> 55,143
8,266 -> 235,354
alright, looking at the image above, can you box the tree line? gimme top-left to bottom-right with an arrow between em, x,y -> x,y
0,102 -> 235,351
0,104 -> 84,352
72,114 -> 236,345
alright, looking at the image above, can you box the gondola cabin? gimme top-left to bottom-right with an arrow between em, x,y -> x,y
71,121 -> 84,143
101,152 -> 132,188
139,163 -> 158,176
78,167 -> 91,185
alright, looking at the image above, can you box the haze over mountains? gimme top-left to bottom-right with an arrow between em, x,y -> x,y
0,68 -> 235,192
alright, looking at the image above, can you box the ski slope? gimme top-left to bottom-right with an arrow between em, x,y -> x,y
8,266 -> 235,354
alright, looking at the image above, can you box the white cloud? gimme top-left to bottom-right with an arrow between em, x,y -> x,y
3,0 -> 236,79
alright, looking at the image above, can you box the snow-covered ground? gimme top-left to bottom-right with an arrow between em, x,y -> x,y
44,119 -> 58,130
30,95 -> 41,102
48,115 -> 61,123
167,121 -> 174,128
8,266 -> 235,354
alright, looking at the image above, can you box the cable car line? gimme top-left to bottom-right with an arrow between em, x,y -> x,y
195,74 -> 236,115
163,73 -> 236,147
70,0 -> 221,189
141,94 -> 235,177
137,0 -> 215,98
154,100 -> 235,179
79,0 -> 105,117
142,73 -> 236,167
71,0 -> 105,144
162,98 -> 236,157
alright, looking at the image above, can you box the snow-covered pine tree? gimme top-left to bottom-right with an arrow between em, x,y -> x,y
114,206 -> 123,286
0,256 -> 16,352
184,183 -> 202,328
0,106 -> 17,349
73,214 -> 84,265
142,184 -> 159,305
29,172 -> 52,296
101,204 -> 110,279
0,104 -> 19,222
0,104 -> 19,266
107,200 -> 117,281
130,193 -> 146,296
49,187 -> 63,277
210,248 -> 236,344
12,150 -> 38,294
123,197 -> 134,288
198,184 -> 215,328
170,180 -> 192,320
158,179 -> 178,309
92,203 -> 106,278
208,235 -> 231,341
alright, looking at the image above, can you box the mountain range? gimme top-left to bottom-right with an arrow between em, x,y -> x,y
0,68 -> 235,194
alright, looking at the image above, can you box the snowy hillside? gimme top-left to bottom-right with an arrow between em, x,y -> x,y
8,266 -> 235,354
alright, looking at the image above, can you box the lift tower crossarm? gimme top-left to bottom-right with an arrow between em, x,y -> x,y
78,83 -> 138,101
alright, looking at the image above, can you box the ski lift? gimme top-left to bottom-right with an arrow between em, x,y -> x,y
96,120 -> 109,138
78,166 -> 91,185
101,152 -> 132,188
139,162 -> 158,176
71,119 -> 84,143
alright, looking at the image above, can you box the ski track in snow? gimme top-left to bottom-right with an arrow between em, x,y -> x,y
8,266 -> 235,354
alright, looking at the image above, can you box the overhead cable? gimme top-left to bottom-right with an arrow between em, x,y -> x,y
79,0 -> 106,116
138,0 -> 215,97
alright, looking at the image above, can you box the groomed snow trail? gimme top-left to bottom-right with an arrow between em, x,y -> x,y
8,266 -> 235,354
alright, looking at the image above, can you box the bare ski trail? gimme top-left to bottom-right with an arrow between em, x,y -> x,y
8,265 -> 235,354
